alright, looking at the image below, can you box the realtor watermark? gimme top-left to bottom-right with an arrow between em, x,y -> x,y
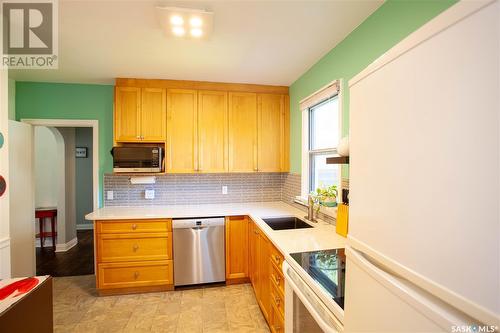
451,325 -> 499,333
1,0 -> 58,68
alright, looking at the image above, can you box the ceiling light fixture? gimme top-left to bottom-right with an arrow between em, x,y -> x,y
190,28 -> 203,38
156,6 -> 213,39
172,26 -> 185,36
189,16 -> 202,28
170,15 -> 184,26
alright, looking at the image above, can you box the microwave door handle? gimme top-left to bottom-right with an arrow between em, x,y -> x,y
282,262 -> 340,333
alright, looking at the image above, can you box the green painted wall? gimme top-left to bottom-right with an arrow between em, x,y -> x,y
16,82 -> 114,206
289,0 -> 457,174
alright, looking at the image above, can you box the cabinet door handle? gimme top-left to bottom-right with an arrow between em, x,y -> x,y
254,230 -> 259,235
133,244 -> 139,251
134,271 -> 140,279
131,224 -> 137,230
136,135 -> 140,139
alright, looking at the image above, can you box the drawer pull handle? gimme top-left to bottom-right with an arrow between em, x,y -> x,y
254,230 -> 259,235
133,244 -> 139,251
274,296 -> 281,305
273,275 -> 281,285
274,255 -> 281,264
131,224 -> 137,230
134,271 -> 140,279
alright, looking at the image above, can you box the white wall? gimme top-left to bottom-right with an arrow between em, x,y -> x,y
34,127 -> 58,208
0,69 -> 11,278
33,126 -> 77,248
57,127 -> 76,244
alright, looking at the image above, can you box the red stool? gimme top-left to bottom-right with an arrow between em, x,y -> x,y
35,207 -> 57,250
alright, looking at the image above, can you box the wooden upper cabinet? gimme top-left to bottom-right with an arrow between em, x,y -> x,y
198,91 -> 228,173
225,216 -> 249,281
115,87 -> 166,143
228,92 -> 258,172
115,87 -> 141,142
258,94 -> 287,172
141,88 -> 166,142
166,89 -> 198,173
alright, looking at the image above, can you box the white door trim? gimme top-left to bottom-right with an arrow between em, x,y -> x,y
20,119 -> 99,211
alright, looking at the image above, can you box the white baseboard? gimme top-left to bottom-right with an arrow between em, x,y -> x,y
76,224 -> 94,230
36,237 -> 78,252
55,237 -> 78,253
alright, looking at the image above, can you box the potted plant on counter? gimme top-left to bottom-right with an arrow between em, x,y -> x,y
312,184 -> 338,208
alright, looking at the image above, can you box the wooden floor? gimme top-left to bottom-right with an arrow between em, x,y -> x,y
36,230 -> 94,277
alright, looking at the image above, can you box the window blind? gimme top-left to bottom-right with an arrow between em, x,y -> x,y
299,80 -> 340,111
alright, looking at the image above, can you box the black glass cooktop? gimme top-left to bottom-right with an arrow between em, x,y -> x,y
290,248 -> 346,309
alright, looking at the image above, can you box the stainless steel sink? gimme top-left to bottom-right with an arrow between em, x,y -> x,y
262,216 -> 313,230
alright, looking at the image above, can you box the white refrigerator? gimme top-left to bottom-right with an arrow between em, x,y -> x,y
344,0 -> 500,331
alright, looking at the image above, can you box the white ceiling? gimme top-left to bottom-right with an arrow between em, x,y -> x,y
9,0 -> 383,86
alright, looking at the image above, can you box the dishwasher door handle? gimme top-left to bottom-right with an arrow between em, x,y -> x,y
191,226 -> 207,230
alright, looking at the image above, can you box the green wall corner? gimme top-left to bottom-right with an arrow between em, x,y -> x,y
15,81 -> 114,207
288,0 -> 457,174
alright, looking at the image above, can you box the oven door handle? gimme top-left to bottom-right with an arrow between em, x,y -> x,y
283,261 -> 341,333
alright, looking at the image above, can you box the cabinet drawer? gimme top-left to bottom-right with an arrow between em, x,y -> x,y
97,219 -> 172,234
270,243 -> 284,270
98,260 -> 173,289
97,233 -> 172,263
270,281 -> 285,319
270,301 -> 285,333
270,260 -> 285,295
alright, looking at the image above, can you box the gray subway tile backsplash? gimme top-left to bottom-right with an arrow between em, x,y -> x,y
104,172 -> 291,206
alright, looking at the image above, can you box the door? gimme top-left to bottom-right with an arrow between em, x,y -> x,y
166,89 -> 198,173
225,216 -> 248,281
115,87 -> 141,142
228,92 -> 257,172
141,88 -> 166,142
198,91 -> 228,173
257,94 -> 285,172
8,121 -> 35,277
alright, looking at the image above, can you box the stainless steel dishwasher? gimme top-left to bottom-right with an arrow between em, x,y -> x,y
172,217 -> 225,286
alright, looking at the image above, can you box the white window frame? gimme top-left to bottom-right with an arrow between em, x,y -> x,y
300,80 -> 343,202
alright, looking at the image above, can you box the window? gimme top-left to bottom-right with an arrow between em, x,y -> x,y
308,96 -> 340,192
301,80 -> 341,198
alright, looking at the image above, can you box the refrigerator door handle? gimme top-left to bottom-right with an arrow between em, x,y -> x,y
346,246 -> 479,329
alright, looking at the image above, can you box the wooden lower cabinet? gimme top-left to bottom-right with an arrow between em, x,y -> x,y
95,219 -> 174,295
225,216 -> 249,283
270,301 -> 285,333
248,219 -> 286,328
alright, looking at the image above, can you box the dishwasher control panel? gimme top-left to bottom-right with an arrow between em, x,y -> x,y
172,217 -> 225,229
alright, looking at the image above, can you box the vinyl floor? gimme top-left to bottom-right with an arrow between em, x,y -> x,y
53,275 -> 270,333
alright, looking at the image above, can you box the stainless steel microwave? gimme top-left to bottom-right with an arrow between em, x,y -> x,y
111,146 -> 163,173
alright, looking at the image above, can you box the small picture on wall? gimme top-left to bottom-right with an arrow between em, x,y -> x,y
76,147 -> 88,158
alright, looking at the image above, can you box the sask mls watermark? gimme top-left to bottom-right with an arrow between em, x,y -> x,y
1,0 -> 58,69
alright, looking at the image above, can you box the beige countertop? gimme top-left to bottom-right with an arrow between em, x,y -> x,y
85,201 -> 346,255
